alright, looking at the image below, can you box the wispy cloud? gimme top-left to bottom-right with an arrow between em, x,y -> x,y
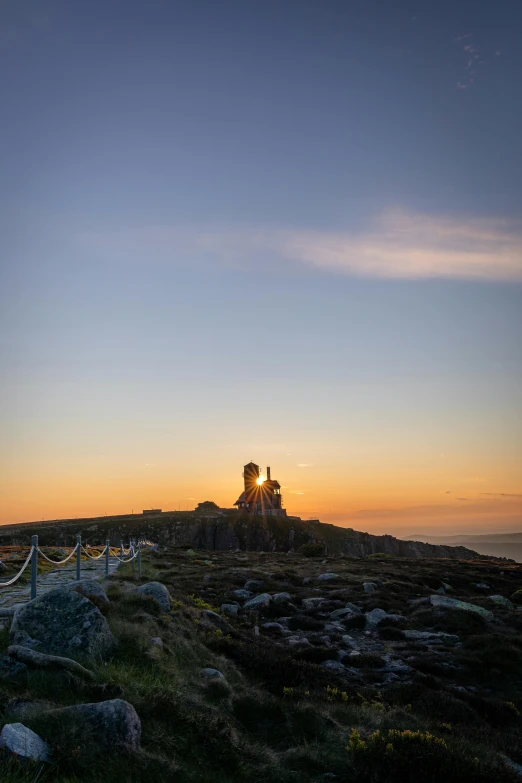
297,463 -> 314,468
453,32 -> 499,90
84,208 -> 522,282
481,493 -> 522,498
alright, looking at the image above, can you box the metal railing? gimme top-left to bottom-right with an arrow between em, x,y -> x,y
0,536 -> 154,599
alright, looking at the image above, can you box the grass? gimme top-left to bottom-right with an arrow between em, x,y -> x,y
1,548 -> 522,781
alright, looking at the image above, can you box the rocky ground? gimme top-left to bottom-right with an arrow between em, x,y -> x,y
1,547 -> 522,782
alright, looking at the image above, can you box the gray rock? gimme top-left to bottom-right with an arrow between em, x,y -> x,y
474,583 -> 490,590
429,594 -> 493,620
302,597 -> 325,611
340,635 -> 359,649
7,645 -> 95,680
302,577 -> 313,585
0,655 -> 27,681
201,668 -> 225,679
243,593 -> 272,611
0,723 -> 50,762
149,637 -> 163,648
137,582 -> 171,611
287,636 -> 311,648
365,608 -> 403,628
9,587 -> 116,659
317,573 -> 340,582
363,582 -> 377,593
489,595 -> 515,608
231,589 -> 252,601
42,699 -> 141,752
220,603 -> 240,617
321,659 -> 346,673
403,630 -> 459,646
244,579 -> 264,591
330,607 -> 357,619
272,592 -> 292,604
201,610 -> 233,633
66,580 -> 109,609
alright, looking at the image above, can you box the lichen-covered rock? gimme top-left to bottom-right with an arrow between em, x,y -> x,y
41,699 -> 141,752
0,723 -> 50,762
489,594 -> 515,608
317,573 -> 340,582
243,593 -> 272,610
137,582 -> 171,611
429,594 -> 493,620
66,580 -> 109,612
9,588 -> 116,659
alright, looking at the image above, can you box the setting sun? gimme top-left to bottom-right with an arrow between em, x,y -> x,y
256,475 -> 265,485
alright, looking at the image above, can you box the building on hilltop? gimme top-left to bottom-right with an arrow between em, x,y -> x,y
234,462 -> 287,517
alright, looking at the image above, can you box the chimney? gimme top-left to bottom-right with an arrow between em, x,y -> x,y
267,466 -> 271,480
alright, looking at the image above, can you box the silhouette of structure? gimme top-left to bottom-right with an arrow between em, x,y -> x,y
234,462 -> 286,516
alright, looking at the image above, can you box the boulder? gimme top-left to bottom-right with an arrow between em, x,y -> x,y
363,582 -> 377,593
201,668 -> 225,679
201,610 -> 233,633
137,582 -> 171,611
489,595 -> 515,608
0,654 -> 27,681
41,699 -> 141,752
9,587 -> 116,659
243,593 -> 272,611
7,645 -> 95,680
317,573 -> 340,582
272,592 -> 292,604
330,607 -> 358,620
365,608 -> 403,628
220,603 -> 240,617
302,597 -> 325,611
66,580 -> 109,611
402,630 -> 459,646
244,579 -> 264,591
0,723 -> 50,762
429,594 -> 493,620
231,589 -> 252,602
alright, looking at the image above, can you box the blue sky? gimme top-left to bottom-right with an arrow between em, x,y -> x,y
1,0 -> 521,532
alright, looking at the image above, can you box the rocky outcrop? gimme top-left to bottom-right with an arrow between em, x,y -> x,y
0,508 -> 506,560
9,587 -> 116,658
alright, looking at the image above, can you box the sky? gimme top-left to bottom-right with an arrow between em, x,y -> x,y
1,0 -> 521,536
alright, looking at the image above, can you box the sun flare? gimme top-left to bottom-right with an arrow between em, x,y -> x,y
256,475 -> 265,485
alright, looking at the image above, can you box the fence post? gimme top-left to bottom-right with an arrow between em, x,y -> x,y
31,535 -> 38,600
131,539 -> 135,573
76,535 -> 81,581
105,539 -> 110,577
120,540 -> 123,561
138,542 -> 142,579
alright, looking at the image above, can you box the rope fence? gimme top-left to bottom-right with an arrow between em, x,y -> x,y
0,535 -> 155,599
